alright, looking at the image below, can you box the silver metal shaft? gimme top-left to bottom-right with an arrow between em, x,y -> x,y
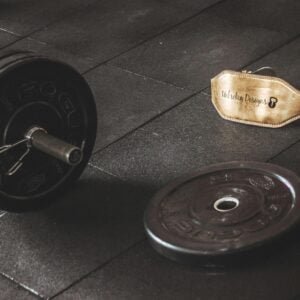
25,127 -> 83,166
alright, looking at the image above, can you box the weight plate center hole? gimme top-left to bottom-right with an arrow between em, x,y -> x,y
213,197 -> 239,212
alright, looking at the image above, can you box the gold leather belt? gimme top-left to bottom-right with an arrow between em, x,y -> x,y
211,68 -> 300,128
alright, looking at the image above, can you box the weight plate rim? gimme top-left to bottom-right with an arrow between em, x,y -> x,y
0,51 -> 38,72
144,161 -> 300,258
0,54 -> 97,211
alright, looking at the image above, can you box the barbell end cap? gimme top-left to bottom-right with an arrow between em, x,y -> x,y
67,148 -> 83,166
25,126 -> 83,166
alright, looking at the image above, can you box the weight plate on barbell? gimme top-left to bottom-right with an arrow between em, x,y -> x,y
0,52 -> 97,211
144,161 -> 300,265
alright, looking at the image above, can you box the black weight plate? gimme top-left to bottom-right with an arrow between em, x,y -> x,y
144,161 -> 300,265
0,52 -> 97,211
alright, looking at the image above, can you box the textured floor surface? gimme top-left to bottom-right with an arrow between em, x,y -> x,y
0,0 -> 299,299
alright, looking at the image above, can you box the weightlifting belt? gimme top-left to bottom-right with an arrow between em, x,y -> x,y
211,69 -> 300,128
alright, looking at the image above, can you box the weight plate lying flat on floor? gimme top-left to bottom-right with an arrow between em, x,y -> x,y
0,52 -> 97,211
144,162 -> 300,265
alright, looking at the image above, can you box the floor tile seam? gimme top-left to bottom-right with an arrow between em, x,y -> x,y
0,27 -> 22,37
1,144 -> 296,300
91,32 -> 300,158
84,9 -> 300,80
0,3 -> 296,298
106,63 -> 194,92
0,30 -> 292,166
98,32 -> 300,110
7,0 -> 226,78
88,162 -> 124,180
267,138 -> 300,163
90,137 -> 300,183
50,238 -> 146,299
1,0 -> 227,76
236,33 -> 300,72
52,144 -> 300,299
199,32 -> 300,98
200,90 -> 211,97
0,271 -> 44,299
53,139 -> 298,299
0,33 -> 27,51
0,211 -> 7,218
0,2 -> 297,80
81,0 -> 228,76
0,2 -> 99,60
0,31 -> 57,59
4,2 -> 97,39
91,91 -> 199,157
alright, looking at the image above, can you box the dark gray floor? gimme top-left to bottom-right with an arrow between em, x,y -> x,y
0,0 -> 299,299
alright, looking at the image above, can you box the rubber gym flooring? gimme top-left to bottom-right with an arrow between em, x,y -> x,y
0,0 -> 299,299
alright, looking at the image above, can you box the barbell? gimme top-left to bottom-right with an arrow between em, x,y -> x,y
0,51 -> 97,212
